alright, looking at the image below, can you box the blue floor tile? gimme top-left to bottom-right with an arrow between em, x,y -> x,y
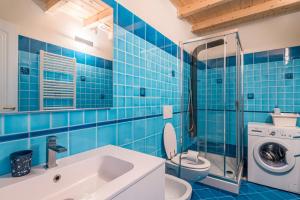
191,180 -> 300,200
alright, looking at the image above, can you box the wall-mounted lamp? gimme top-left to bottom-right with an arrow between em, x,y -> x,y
284,48 -> 290,65
74,36 -> 93,47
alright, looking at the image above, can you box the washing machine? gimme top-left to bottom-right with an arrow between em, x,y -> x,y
248,122 -> 300,194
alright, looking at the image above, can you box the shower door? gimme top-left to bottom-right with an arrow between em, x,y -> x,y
180,30 -> 244,182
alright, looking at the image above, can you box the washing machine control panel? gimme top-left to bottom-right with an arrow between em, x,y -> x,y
248,123 -> 300,139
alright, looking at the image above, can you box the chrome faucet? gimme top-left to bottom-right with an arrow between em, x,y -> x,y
46,136 -> 67,169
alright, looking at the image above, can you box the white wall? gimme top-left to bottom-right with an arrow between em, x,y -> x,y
0,0 -> 113,59
117,0 -> 300,55
237,11 -> 300,53
116,0 -> 197,44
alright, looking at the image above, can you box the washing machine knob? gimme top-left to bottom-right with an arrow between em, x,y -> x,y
270,131 -> 276,136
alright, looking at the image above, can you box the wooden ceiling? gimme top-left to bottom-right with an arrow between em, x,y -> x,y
170,0 -> 300,34
34,0 -> 113,32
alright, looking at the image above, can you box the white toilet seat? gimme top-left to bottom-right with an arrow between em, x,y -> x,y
171,153 -> 210,170
164,122 -> 211,182
164,122 -> 210,170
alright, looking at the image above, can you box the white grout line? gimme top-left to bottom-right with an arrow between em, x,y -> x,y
67,111 -> 70,156
28,113 -> 31,148
1,114 -> 4,136
96,110 -> 98,147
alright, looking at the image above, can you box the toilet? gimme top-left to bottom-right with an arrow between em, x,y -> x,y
165,174 -> 192,200
164,123 -> 211,182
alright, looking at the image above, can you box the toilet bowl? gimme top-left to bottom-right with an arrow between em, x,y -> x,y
164,123 -> 210,182
165,174 -> 192,200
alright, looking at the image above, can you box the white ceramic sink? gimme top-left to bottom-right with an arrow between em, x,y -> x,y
271,113 -> 299,127
98,156 -> 134,182
0,145 -> 165,200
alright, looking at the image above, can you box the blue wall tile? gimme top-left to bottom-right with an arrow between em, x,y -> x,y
29,38 -> 46,54
118,122 -> 133,145
70,127 -> 96,155
290,46 -> 300,59
4,114 -> 28,134
52,112 -> 69,128
75,51 -> 85,64
97,124 -> 116,147
70,111 -> 84,126
146,24 -> 156,45
269,48 -> 284,62
133,119 -> 145,140
254,51 -> 268,64
30,113 -> 50,131
97,110 -> 108,122
133,15 -> 145,40
30,136 -> 46,166
145,135 -> 156,154
47,43 -> 62,55
86,54 -> 95,66
62,48 -> 75,58
156,31 -> 165,48
133,139 -> 145,153
117,4 -> 133,32
244,53 -> 253,65
96,57 -> 104,68
84,110 -> 96,124
18,35 -> 29,51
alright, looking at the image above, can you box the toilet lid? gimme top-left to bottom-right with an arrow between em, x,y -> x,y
164,123 -> 177,159
171,154 -> 210,169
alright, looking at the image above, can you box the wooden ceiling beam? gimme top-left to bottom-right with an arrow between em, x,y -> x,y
44,0 -> 67,12
83,8 -> 113,28
178,0 -> 233,18
192,0 -> 300,33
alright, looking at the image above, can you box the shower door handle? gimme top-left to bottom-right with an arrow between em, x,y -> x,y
235,101 -> 239,109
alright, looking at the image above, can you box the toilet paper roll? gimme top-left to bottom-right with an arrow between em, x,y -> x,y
186,150 -> 199,163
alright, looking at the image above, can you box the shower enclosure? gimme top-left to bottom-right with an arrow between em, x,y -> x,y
179,30 -> 244,193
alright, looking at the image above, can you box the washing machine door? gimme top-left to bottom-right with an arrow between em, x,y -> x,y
253,138 -> 296,173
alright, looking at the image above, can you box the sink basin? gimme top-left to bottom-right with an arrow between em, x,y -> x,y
0,145 -> 165,200
271,113 -> 299,127
44,155 -> 134,200
98,156 -> 133,182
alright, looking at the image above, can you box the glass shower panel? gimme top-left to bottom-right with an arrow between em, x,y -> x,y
205,37 -> 226,177
224,34 -> 238,178
180,30 -> 243,185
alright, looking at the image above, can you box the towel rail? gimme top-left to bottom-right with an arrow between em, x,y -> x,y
40,50 -> 76,110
